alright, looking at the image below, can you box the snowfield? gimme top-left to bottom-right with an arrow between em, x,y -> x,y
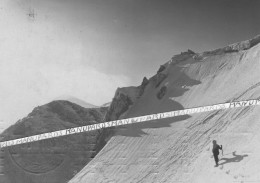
70,37 -> 260,183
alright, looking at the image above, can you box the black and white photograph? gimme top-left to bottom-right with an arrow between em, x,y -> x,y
0,0 -> 260,182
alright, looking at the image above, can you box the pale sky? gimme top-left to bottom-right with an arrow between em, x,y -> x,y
0,0 -> 260,129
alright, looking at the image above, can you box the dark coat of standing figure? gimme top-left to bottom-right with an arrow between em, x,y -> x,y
212,140 -> 222,166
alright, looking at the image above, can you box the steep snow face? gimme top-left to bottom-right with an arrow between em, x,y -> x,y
70,37 -> 260,183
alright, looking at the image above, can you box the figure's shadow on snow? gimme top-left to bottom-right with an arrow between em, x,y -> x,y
219,151 -> 248,166
115,69 -> 201,137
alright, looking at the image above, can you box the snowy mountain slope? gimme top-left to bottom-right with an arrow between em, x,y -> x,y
69,35 -> 260,183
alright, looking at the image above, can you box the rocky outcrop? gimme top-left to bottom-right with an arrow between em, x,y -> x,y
171,35 -> 260,62
104,77 -> 151,122
169,49 -> 196,64
138,77 -> 149,96
141,76 -> 149,87
157,85 -> 167,99
222,34 -> 260,52
195,34 -> 260,58
157,65 -> 166,74
95,87 -> 138,153
105,89 -> 134,121
96,78 -> 151,148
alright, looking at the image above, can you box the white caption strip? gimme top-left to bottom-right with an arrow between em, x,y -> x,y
1,99 -> 259,148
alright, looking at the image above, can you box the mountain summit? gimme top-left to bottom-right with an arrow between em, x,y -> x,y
69,35 -> 260,183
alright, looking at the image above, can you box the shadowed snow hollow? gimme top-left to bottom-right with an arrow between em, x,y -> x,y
69,35 -> 260,183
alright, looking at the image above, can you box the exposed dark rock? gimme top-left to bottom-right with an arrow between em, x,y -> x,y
250,35 -> 260,47
96,87 -> 137,153
170,49 -> 196,64
138,77 -> 149,96
157,86 -> 167,99
105,90 -> 133,121
157,65 -> 166,74
181,49 -> 195,55
141,77 -> 149,87
187,49 -> 195,54
200,35 -> 260,57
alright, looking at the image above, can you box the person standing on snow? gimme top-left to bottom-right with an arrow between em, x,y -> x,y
212,140 -> 222,166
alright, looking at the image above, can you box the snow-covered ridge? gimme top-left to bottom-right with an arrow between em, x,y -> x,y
197,34 -> 260,58
70,34 -> 260,183
167,35 -> 260,65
